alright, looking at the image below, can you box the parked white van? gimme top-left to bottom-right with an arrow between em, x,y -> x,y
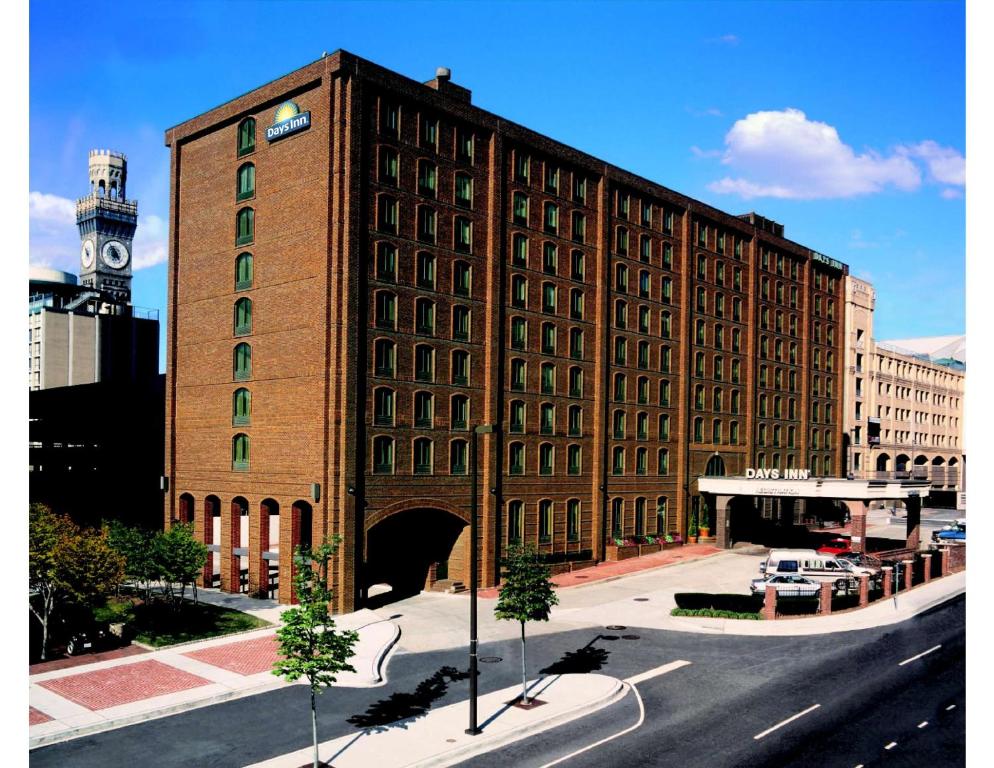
759,549 -> 865,591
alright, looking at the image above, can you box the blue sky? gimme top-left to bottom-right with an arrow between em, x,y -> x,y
28,1 -> 965,369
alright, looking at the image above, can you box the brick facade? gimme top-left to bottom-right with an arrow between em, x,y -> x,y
164,52 -> 847,612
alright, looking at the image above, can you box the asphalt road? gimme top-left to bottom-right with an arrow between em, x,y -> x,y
30,596 -> 965,768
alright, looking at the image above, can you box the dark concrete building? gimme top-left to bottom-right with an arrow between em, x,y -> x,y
163,51 -> 847,611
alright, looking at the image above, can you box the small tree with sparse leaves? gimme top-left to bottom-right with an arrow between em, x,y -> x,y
272,537 -> 358,768
494,544 -> 559,704
154,523 -> 208,609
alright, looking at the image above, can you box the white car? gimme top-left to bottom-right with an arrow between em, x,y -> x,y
750,574 -> 821,597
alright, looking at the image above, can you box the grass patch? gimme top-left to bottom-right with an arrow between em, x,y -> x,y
671,607 -> 761,620
96,596 -> 271,648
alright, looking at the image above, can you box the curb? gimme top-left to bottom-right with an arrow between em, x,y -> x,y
407,676 -> 628,768
29,621 -> 401,750
549,549 -> 726,594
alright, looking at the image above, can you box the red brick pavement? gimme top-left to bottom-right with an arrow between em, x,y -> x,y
29,706 -> 52,725
477,544 -> 724,598
183,635 -> 282,676
30,643 -> 148,675
38,660 -> 211,711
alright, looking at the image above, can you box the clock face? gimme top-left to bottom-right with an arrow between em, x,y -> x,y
81,240 -> 95,269
101,240 -> 130,270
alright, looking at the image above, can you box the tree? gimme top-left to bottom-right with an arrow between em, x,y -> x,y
494,544 -> 559,705
272,537 -> 358,768
29,504 -> 75,660
105,520 -> 159,602
154,523 -> 208,608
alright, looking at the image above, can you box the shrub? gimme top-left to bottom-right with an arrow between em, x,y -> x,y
671,607 -> 761,620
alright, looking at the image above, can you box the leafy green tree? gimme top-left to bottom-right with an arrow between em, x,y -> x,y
494,544 -> 560,705
272,537 -> 358,768
105,521 -> 159,601
29,504 -> 75,660
154,523 -> 208,608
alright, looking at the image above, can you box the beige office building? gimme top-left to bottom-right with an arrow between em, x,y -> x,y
843,276 -> 964,506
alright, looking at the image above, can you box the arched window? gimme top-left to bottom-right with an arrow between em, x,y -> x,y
635,498 -> 646,535
373,436 -> 394,474
451,394 -> 469,430
236,207 -> 254,246
612,446 -> 625,475
538,500 -> 553,542
416,251 -> 436,289
539,443 -> 555,475
613,372 -> 627,401
451,349 -> 469,385
453,260 -> 472,296
571,249 -> 584,280
374,338 -> 396,377
636,447 -> 648,475
414,344 -> 434,382
658,448 -> 670,474
540,362 -> 556,394
543,242 -> 558,273
414,391 -> 434,428
233,342 -> 252,380
237,118 -> 255,156
570,328 -> 584,359
614,299 -> 627,329
569,366 -> 583,398
540,402 -> 556,435
615,263 -> 629,293
611,498 -> 624,537
234,297 -> 252,335
237,162 -> 255,201
413,437 -> 433,475
660,311 -> 671,338
232,433 -> 250,470
232,388 -> 251,425
373,387 -> 394,426
508,500 -> 523,543
448,439 -> 468,475
235,252 -> 253,290
659,413 -> 671,439
693,416 -> 704,442
417,159 -> 437,197
455,172 -> 473,208
509,442 -> 525,475
415,298 -> 435,334
377,195 -> 397,233
567,499 -> 580,542
511,275 -> 528,308
659,380 -> 670,406
452,306 -> 470,341
375,291 -> 396,329
567,444 -> 581,475
612,409 -> 626,440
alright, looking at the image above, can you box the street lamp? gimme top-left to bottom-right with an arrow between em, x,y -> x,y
467,423 -> 494,736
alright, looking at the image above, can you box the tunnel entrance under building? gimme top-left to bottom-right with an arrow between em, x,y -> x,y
364,507 -> 468,607
724,496 -> 848,549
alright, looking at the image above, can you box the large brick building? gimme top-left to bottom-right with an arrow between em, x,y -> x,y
164,51 -> 846,611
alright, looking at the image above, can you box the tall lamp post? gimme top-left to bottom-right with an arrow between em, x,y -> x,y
467,423 -> 494,736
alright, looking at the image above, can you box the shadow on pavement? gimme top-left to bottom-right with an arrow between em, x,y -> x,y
346,665 -> 470,729
540,635 -> 610,675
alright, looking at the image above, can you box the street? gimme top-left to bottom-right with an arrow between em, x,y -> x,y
30,595 -> 964,768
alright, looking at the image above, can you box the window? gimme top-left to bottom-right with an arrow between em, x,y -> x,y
455,216 -> 472,253
234,297 -> 252,335
732,297 -> 741,321
233,342 -> 252,380
378,195 -> 397,233
232,387 -> 251,426
636,411 -> 649,440
640,236 -> 651,263
379,100 -> 399,136
451,349 -> 469,384
659,413 -> 671,439
635,448 -> 647,476
612,447 -> 625,476
697,222 -> 708,247
513,234 -> 528,266
544,202 -> 559,234
615,299 -> 627,329
539,500 -> 553,541
618,192 -> 630,219
615,263 -> 629,292
730,421 -> 739,445
236,207 -> 254,246
515,151 -> 530,183
236,163 -> 255,201
634,498 -> 646,535
715,294 -> 725,318
572,212 -> 586,243
375,291 -> 396,329
614,372 -> 627,401
458,130 -> 474,163
611,498 -> 624,537
569,288 -> 584,319
639,270 -> 650,298
235,252 -> 253,290
614,336 -> 627,365
731,359 -> 740,383
712,419 -> 722,443
693,417 -> 704,442
568,405 -> 582,436
573,174 -> 587,204
539,443 -> 554,476
541,322 -> 556,355
731,390 -> 740,414
376,243 -> 396,281
694,351 -> 705,377
570,328 -> 584,359
541,362 -> 556,394
413,437 -> 433,475
545,163 -> 559,193
637,341 -> 649,369
661,277 -> 673,303
542,282 -> 557,313
638,306 -> 650,334
452,306 -> 470,341
374,339 -> 395,377
696,287 -> 707,312
420,115 -> 438,150
416,298 -> 435,334
416,252 -> 436,289
508,500 -> 523,542
373,387 -> 394,426
414,391 -> 434,428
415,344 -> 434,382
540,402 -> 556,435
417,206 -> 436,243
453,261 -> 471,296
232,433 -> 250,471
637,376 -> 649,404
569,366 -> 583,398
509,400 -> 526,434
450,440 -> 468,475
662,242 -> 673,268
510,358 -> 526,391
568,444 -> 581,475
659,380 -> 671,406
695,384 -> 705,410
512,193 -> 529,225
567,499 -> 580,542
613,409 -> 626,439
697,254 -> 707,280
658,448 -> 670,475
373,435 -> 394,474
454,172 -> 473,208
616,227 -> 629,255
451,395 -> 468,430
511,276 -> 528,308
571,249 -> 584,281
379,148 -> 398,185
237,117 -> 256,156
695,319 -> 706,345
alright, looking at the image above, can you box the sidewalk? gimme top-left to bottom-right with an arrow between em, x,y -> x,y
243,673 -> 628,768
29,608 -> 399,749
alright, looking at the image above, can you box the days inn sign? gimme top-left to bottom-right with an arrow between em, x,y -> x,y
266,100 -> 311,142
745,468 -> 811,480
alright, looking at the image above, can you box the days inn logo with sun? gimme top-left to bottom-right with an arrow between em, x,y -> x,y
266,100 -> 311,142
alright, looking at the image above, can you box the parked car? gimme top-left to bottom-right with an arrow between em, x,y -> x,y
932,519 -> 966,544
816,537 -> 852,556
759,549 -> 859,591
837,552 -> 882,577
750,574 -> 821,597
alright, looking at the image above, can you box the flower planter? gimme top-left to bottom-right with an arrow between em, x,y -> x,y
662,541 -> 680,550
605,544 -> 640,562
699,527 -> 711,539
687,535 -> 699,544
548,562 -> 572,576
639,543 -> 662,556
569,559 -> 596,572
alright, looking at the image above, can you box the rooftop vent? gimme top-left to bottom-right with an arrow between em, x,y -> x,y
424,66 -> 471,104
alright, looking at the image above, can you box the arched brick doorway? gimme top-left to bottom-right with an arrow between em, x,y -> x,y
364,503 -> 469,605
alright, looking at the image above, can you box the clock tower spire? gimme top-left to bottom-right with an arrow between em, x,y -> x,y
76,149 -> 137,305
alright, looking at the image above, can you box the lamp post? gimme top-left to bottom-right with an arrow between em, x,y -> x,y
466,423 -> 494,736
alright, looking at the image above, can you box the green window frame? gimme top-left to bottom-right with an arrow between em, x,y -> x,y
418,206 -> 437,243
570,289 -> 584,320
540,362 -> 555,394
640,236 -> 651,263
572,212 -> 586,243
658,448 -> 669,475
235,252 -> 253,290
418,160 -> 437,197
508,500 -> 523,542
416,298 -> 435,335
379,147 -> 398,185
569,367 -> 583,398
414,391 -> 434,428
544,202 -> 559,234
455,217 -> 472,253
568,405 -> 582,436
567,499 -> 580,542
513,234 -> 528,266
234,297 -> 252,336
541,323 -> 556,355
237,163 -> 255,201
237,118 -> 255,157
373,435 -> 394,474
416,251 -> 436,289
453,261 -> 471,296
573,175 -> 586,204
659,413 -> 670,439
373,387 -> 394,426
513,192 -> 529,224
612,447 -> 625,476
375,291 -> 396,329
376,242 -> 396,281
662,278 -> 672,303
451,349 -> 469,385
378,195 -> 397,233
413,437 -> 433,475
611,498 -> 623,537
515,152 -> 530,182
567,444 -> 581,475
543,242 -> 557,274
511,359 -> 526,391
450,440 -> 468,475
458,130 -> 474,163
236,207 -> 254,246
571,249 -> 584,281
659,380 -> 670,406
374,339 -> 395,377
451,395 -> 469,431
232,433 -> 250,471
538,500 -> 553,541
570,328 -> 583,359
455,173 -> 473,208
511,317 -> 527,350
542,283 -> 557,313
232,388 -> 251,426
545,164 -> 559,193
233,342 -> 252,381
452,307 -> 470,342
509,443 -> 525,475
540,402 -> 555,435
414,344 -> 434,382
635,498 -> 646,534
421,115 -> 438,150
511,275 -> 527,308
509,400 -> 525,433
539,444 -> 554,476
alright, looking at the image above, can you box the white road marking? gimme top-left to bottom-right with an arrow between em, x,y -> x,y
538,661 -> 692,767
854,764 -> 864,768
624,660 -> 692,686
946,704 -> 957,711
898,644 -> 942,666
918,721 -> 928,729
753,704 -> 821,741
885,741 -> 898,750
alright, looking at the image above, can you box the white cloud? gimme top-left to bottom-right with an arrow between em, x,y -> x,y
686,106 -> 724,118
690,145 -> 722,159
706,109 -> 922,200
899,140 -> 965,186
940,187 -> 963,200
29,190 -> 167,272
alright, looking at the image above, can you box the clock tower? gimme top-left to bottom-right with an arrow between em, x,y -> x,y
76,149 -> 137,305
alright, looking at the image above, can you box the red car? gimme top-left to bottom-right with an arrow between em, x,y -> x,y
817,537 -> 852,555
